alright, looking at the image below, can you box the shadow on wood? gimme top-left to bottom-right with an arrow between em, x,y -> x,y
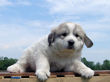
0,70 -> 110,82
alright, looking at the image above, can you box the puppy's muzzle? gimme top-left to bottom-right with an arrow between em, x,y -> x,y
68,40 -> 74,49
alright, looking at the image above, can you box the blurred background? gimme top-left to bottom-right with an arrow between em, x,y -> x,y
0,0 -> 110,64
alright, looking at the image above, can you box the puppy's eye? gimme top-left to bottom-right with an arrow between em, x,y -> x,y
61,33 -> 67,37
74,34 -> 79,37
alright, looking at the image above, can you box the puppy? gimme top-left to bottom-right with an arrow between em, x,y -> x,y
7,22 -> 94,80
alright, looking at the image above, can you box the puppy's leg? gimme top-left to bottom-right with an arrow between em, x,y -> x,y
35,54 -> 50,81
73,60 -> 94,78
7,63 -> 26,73
7,51 -> 28,73
64,64 -> 75,72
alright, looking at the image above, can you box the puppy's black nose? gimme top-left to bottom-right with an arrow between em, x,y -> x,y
68,40 -> 74,46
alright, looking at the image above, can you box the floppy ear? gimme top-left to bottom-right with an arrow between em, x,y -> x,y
84,34 -> 93,48
48,32 -> 56,46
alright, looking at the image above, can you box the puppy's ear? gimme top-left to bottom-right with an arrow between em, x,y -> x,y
48,32 -> 56,46
84,34 -> 93,48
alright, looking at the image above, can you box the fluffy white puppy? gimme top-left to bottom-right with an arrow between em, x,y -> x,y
7,22 -> 94,80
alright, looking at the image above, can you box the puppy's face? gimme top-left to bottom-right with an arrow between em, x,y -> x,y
48,22 -> 93,53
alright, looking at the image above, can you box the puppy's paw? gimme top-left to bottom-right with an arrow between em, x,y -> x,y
80,68 -> 94,78
7,64 -> 25,73
35,70 -> 50,81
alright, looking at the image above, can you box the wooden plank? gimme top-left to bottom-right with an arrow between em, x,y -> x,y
29,76 -> 36,78
0,76 -> 110,82
0,70 -> 110,82
47,76 -> 110,82
47,78 -> 63,82
20,78 -> 30,82
0,72 -> 35,76
0,70 -> 110,77
95,70 -> 110,75
50,75 -> 57,78
0,76 -> 4,79
20,78 -> 39,82
21,76 -> 110,82
64,75 -> 75,77
52,72 -> 75,75
0,79 -> 11,82
10,79 -> 20,82
87,76 -> 110,82
99,74 -> 110,76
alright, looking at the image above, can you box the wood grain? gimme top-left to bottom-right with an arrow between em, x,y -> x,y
0,71 -> 110,82
0,70 -> 110,77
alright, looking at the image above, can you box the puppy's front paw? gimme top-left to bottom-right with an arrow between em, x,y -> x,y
7,64 -> 25,73
35,70 -> 50,81
80,68 -> 94,78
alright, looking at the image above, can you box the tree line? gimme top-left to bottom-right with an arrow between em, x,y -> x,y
0,56 -> 110,70
81,57 -> 110,70
0,57 -> 17,70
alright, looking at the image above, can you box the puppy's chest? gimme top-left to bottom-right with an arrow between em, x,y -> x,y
49,56 -> 72,67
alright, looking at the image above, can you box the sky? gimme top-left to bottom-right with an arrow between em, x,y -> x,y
0,0 -> 110,63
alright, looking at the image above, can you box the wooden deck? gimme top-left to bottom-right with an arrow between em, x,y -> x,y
0,70 -> 110,82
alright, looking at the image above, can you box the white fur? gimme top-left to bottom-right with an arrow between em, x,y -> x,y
7,22 -> 94,81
